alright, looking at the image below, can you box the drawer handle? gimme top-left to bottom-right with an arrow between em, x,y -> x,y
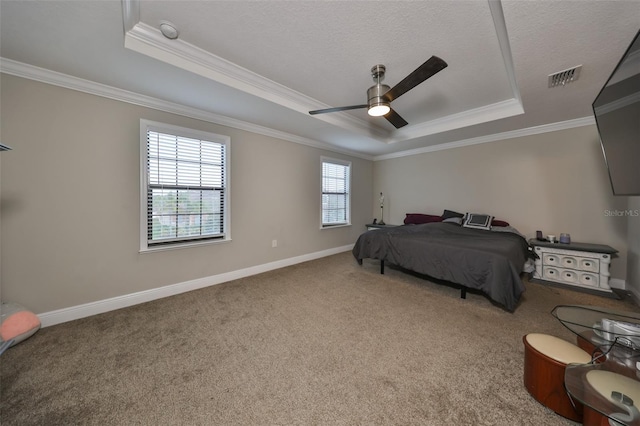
585,276 -> 591,281
585,262 -> 591,267
566,273 -> 572,278
549,257 -> 555,262
549,271 -> 555,275
566,260 -> 573,264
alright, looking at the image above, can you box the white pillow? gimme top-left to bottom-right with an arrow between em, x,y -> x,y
463,213 -> 493,230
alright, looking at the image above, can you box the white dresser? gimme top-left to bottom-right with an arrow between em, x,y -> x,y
529,240 -> 617,294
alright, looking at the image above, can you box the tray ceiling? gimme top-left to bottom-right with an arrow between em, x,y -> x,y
1,0 -> 638,159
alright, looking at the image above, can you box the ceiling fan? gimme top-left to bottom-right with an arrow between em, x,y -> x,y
309,56 -> 448,129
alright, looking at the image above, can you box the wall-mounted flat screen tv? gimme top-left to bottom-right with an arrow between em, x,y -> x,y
593,29 -> 640,196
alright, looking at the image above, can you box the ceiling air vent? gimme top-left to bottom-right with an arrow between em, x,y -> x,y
548,65 -> 582,88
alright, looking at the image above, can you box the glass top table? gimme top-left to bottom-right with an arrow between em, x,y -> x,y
552,305 -> 640,425
552,305 -> 640,352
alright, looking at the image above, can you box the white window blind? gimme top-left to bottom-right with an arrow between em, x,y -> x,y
321,158 -> 351,227
141,121 -> 229,249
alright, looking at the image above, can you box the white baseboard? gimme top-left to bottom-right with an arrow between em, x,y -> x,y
38,245 -> 353,327
610,279 -> 640,307
629,286 -> 640,306
610,278 -> 626,290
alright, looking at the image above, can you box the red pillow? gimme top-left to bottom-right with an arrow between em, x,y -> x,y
491,219 -> 510,227
404,213 -> 444,225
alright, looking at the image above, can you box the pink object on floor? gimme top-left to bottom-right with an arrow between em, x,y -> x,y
1,303 -> 41,346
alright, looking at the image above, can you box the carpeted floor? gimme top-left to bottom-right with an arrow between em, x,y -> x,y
1,252 -> 638,425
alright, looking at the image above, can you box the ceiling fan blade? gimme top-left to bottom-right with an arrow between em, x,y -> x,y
383,56 -> 448,102
384,108 -> 409,129
309,104 -> 368,115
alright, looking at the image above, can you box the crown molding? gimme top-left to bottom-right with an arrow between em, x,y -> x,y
383,0 -> 525,144
388,98 -> 524,143
0,58 -> 373,161
123,20 -> 388,141
121,0 -> 139,33
374,116 -> 596,161
1,0 -> 539,163
120,0 -> 523,145
488,0 -> 522,105
1,58 -> 596,163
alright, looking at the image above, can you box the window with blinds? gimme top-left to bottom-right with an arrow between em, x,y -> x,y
321,158 -> 351,227
140,120 -> 230,250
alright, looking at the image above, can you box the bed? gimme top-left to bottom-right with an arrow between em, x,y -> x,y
352,221 -> 532,311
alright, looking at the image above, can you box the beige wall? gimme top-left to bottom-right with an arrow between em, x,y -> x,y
0,74 -> 373,314
0,149 -> 3,303
2,72 -> 635,316
627,197 -> 640,298
373,126 -> 630,280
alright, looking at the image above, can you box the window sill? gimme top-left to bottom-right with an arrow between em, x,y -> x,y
321,223 -> 352,230
139,237 -> 231,254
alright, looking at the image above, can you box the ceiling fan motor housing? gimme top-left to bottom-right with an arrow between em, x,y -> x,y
371,64 -> 386,81
367,84 -> 391,110
368,64 -> 390,111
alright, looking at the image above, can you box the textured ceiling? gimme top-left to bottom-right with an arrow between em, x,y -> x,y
1,0 -> 639,159
139,1 -> 512,119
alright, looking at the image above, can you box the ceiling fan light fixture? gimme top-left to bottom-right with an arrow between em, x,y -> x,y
367,83 -> 391,117
308,56 -> 447,130
368,103 -> 390,117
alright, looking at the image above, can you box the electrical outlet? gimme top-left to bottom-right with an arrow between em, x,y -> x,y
272,239 -> 278,248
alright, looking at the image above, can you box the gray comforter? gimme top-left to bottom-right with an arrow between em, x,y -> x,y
352,223 -> 531,311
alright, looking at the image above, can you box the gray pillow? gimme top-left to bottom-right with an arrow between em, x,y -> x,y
442,209 -> 464,220
442,216 -> 463,225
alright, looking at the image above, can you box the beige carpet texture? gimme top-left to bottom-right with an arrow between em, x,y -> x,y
1,252 -> 638,425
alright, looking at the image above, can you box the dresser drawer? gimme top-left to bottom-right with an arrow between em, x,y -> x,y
555,268 -> 579,284
542,253 -> 580,269
543,267 -> 562,281
578,272 -> 599,287
542,253 -> 560,266
560,255 -> 578,269
543,267 -> 600,288
542,253 -> 599,273
578,258 -> 599,273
